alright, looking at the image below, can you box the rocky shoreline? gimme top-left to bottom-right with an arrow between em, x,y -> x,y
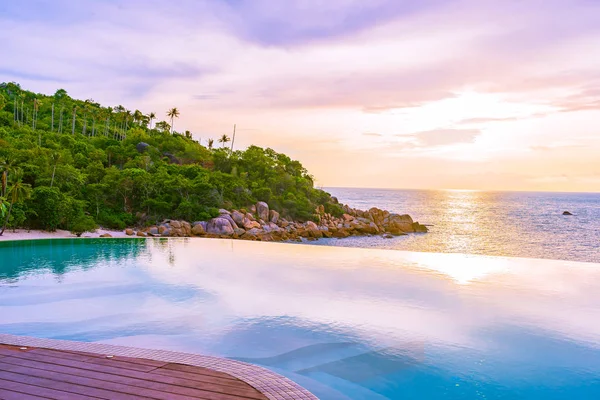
118,200 -> 428,242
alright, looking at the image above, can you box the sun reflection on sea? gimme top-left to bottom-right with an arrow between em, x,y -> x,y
439,190 -> 488,255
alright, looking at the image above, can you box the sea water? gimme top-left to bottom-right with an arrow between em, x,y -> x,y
317,188 -> 600,263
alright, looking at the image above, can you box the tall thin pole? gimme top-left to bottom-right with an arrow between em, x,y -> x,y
230,124 -> 236,152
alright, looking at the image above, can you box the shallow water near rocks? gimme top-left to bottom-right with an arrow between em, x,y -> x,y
318,188 -> 600,263
1,238 -> 599,399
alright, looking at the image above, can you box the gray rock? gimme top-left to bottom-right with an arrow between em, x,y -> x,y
269,209 -> 280,224
192,224 -> 205,235
231,210 -> 245,225
219,213 -> 239,230
256,201 -> 270,222
206,217 -> 235,236
136,142 -> 150,152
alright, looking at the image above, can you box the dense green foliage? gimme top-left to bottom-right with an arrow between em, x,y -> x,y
0,82 -> 343,233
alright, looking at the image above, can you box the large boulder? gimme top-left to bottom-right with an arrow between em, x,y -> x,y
181,221 -> 192,236
219,213 -> 239,230
383,214 -> 415,234
206,217 -> 235,236
231,210 -> 245,225
256,202 -> 270,222
193,221 -> 208,231
263,222 -> 282,233
413,222 -> 428,233
136,142 -> 150,153
243,215 -> 261,230
269,210 -> 280,224
163,152 -> 181,164
192,223 -> 205,236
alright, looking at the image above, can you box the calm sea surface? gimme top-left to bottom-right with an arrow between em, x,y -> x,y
317,188 -> 600,263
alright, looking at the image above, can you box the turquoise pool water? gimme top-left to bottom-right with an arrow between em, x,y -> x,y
1,238 -> 599,399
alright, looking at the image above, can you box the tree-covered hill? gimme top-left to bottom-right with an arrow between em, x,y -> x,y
0,82 -> 343,234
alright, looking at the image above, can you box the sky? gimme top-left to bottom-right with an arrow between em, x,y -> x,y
1,0 -> 600,192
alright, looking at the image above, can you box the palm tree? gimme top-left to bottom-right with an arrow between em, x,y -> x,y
133,110 -> 143,125
124,109 -> 132,136
50,152 -> 61,188
207,138 -> 214,150
218,134 -> 230,148
0,157 -> 15,198
167,107 -> 180,134
0,170 -> 32,236
148,112 -> 156,129
105,107 -> 113,136
71,105 -> 77,134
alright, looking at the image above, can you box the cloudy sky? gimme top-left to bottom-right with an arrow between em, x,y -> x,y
2,0 -> 600,191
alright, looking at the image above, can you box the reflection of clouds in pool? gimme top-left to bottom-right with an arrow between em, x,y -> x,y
2,239 -> 600,399
138,239 -> 600,351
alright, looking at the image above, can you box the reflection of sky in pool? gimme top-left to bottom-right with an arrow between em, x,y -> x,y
1,238 -> 599,399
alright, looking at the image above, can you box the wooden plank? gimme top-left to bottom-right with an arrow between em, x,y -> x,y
0,351 -> 253,391
78,353 -> 169,368
30,349 -> 164,372
0,378 -> 100,400
29,349 -> 95,363
0,364 -> 154,400
160,363 -> 242,380
0,369 -> 149,400
0,387 -> 50,400
150,367 -> 255,389
0,356 -> 267,400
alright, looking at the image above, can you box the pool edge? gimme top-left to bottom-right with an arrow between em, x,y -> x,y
0,333 -> 318,400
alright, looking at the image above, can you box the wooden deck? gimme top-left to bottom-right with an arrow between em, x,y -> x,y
0,344 -> 269,400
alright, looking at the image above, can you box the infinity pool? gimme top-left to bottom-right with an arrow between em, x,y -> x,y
1,238 -> 599,399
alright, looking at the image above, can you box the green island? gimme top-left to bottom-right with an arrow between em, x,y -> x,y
0,82 -> 427,240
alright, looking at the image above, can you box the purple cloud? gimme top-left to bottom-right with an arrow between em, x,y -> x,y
216,0 -> 450,46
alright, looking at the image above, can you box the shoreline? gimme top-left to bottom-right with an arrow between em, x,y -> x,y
0,228 -> 130,242
0,202 -> 429,244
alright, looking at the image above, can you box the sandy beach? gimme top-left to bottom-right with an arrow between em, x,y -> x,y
0,228 -> 130,241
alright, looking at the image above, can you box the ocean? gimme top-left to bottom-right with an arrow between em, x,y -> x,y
315,188 -> 600,263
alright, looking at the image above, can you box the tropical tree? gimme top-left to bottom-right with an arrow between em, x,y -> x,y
207,138 -> 214,149
133,109 -> 143,125
0,157 -> 15,198
148,112 -> 156,129
50,152 -> 61,188
71,105 -> 77,134
0,170 -> 32,236
155,121 -> 171,133
218,134 -> 231,148
167,107 -> 180,134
